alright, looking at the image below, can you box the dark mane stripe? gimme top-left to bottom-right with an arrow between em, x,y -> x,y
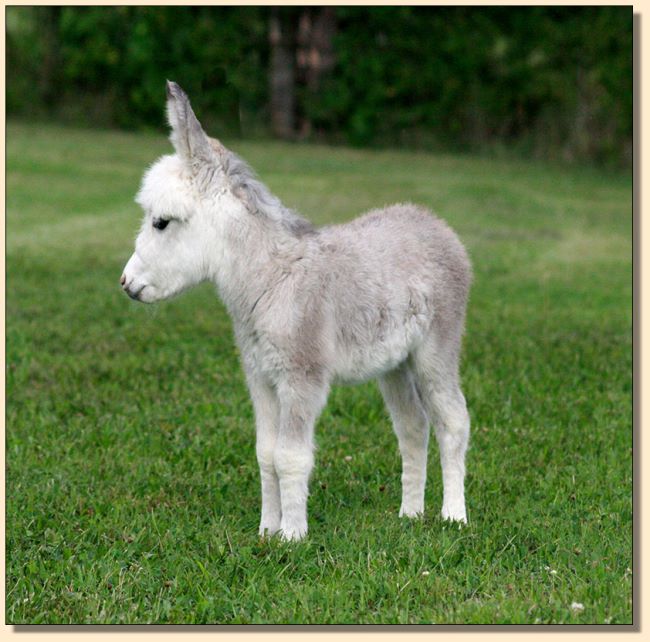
221,149 -> 315,236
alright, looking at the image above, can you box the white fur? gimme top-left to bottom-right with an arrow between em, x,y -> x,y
121,83 -> 472,540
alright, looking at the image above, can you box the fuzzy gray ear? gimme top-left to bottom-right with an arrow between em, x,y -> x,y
165,81 -> 215,165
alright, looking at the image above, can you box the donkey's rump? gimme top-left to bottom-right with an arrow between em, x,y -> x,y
317,203 -> 471,382
323,202 -> 470,303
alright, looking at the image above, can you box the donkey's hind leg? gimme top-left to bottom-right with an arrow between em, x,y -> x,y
412,338 -> 470,524
378,364 -> 430,518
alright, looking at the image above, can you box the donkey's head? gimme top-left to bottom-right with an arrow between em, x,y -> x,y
120,81 -> 230,303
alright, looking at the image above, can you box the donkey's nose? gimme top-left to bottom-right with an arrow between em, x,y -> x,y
120,274 -> 126,286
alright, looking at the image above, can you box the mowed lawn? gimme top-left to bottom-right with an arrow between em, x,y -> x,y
6,122 -> 632,624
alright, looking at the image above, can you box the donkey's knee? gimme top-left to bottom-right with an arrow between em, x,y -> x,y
273,444 -> 314,501
256,432 -> 277,474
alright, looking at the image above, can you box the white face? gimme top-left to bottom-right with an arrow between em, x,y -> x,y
121,155 -> 211,303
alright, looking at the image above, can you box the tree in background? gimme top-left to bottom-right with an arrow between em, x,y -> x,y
6,5 -> 632,165
268,6 -> 336,140
268,8 -> 297,139
7,6 -> 269,134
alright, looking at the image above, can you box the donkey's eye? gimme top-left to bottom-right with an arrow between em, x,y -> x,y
153,218 -> 170,230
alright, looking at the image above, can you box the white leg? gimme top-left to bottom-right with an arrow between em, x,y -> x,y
247,375 -> 282,536
274,380 -> 328,541
413,341 -> 470,525
427,385 -> 470,524
379,366 -> 430,518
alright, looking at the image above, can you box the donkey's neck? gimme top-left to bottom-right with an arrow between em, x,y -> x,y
207,190 -> 310,325
205,149 -> 314,324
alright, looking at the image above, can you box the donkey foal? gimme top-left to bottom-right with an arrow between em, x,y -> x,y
121,82 -> 472,541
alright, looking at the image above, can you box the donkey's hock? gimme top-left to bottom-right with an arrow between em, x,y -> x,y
121,81 -> 472,541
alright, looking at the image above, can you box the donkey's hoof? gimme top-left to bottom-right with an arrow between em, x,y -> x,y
258,524 -> 281,538
279,522 -> 308,542
441,505 -> 467,525
399,506 -> 424,519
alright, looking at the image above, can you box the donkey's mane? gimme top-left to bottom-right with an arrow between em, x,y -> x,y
220,147 -> 315,237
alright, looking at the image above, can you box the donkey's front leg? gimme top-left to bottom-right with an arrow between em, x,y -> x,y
274,380 -> 329,541
247,374 -> 282,536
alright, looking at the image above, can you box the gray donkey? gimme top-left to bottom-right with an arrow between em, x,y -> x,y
121,82 -> 472,540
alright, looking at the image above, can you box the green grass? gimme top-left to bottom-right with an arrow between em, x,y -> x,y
6,121 -> 632,624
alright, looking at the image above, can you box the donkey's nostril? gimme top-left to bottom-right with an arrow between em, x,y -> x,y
120,274 -> 126,286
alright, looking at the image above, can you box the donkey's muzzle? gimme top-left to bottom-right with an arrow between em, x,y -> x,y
125,287 -> 143,301
120,274 -> 145,301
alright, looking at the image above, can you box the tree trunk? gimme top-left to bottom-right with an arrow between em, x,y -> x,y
306,7 -> 336,92
39,6 -> 62,113
296,7 -> 336,138
269,8 -> 296,139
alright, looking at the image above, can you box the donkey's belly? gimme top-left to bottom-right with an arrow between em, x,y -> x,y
333,350 -> 409,384
332,319 -> 427,384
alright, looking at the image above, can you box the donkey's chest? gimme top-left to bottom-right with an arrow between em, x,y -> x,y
236,324 -> 299,379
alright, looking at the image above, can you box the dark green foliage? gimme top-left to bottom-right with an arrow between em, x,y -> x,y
322,6 -> 632,164
7,6 -> 269,134
7,6 -> 631,164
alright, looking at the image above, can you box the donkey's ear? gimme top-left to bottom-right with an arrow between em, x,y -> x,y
165,81 -> 216,165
